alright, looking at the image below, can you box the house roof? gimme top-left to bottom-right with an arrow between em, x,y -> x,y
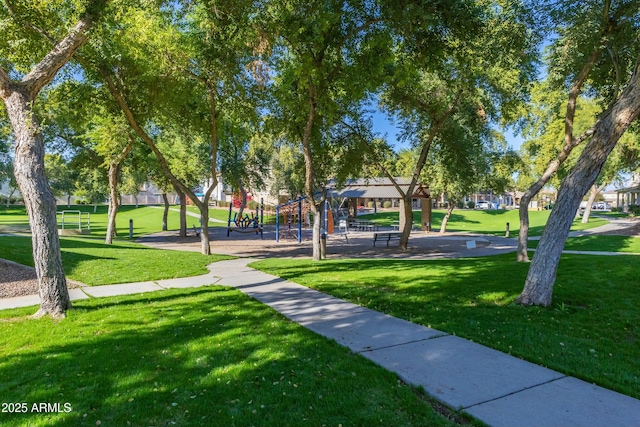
615,186 -> 640,193
328,177 -> 430,199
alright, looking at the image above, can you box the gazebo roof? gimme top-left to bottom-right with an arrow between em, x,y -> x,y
328,177 -> 430,199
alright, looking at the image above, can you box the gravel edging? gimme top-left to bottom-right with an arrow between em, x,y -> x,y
0,259 -> 81,299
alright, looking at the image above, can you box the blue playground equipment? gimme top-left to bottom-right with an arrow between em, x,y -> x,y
227,197 -> 264,239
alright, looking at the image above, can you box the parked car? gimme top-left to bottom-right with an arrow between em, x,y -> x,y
475,201 -> 490,210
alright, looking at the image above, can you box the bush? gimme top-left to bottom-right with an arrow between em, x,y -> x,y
383,201 -> 391,208
367,201 -> 374,208
466,201 -> 475,209
629,204 -> 640,216
611,206 -> 623,213
247,200 -> 260,210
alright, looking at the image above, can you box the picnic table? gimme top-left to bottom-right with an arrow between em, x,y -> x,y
348,219 -> 378,231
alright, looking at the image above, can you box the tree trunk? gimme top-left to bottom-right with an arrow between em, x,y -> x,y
516,195 -> 533,262
310,200 -> 323,260
399,196 -> 413,251
105,139 -> 133,244
440,202 -> 455,233
581,183 -> 606,223
581,185 -> 597,224
301,82 -> 323,260
516,61 -> 640,306
237,180 -> 247,220
199,203 -> 211,255
105,162 -> 121,244
177,188 -> 187,237
162,192 -> 169,231
0,3 -> 101,318
5,90 -> 70,318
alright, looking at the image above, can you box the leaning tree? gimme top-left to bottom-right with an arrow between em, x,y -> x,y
515,0 -> 640,306
0,0 -> 108,317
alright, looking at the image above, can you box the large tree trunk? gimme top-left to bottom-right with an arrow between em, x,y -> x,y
162,192 -> 169,231
6,91 -> 70,318
399,196 -> 413,251
301,83 -> 323,260
516,61 -> 640,306
516,48 -> 602,262
0,10 -> 100,317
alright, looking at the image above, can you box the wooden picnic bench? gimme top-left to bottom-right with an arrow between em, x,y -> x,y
373,231 -> 402,247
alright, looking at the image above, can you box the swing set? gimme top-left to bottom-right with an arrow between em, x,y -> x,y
226,195 -> 264,239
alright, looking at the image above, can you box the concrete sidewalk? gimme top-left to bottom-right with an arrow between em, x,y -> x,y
212,258 -> 640,427
3,258 -> 640,426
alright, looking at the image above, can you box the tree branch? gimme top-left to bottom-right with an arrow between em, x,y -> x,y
21,11 -> 99,98
0,66 -> 11,97
3,0 -> 57,43
343,119 -> 409,199
564,47 -> 600,146
408,88 -> 463,197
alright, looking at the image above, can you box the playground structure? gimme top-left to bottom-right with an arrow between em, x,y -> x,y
275,197 -> 341,243
227,197 -> 264,239
57,210 -> 91,235
275,197 -> 312,243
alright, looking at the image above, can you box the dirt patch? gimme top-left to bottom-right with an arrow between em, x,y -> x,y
0,259 -> 81,299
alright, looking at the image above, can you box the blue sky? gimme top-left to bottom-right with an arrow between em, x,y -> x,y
367,110 -> 525,152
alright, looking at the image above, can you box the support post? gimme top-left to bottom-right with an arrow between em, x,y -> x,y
260,197 -> 264,240
276,206 -> 280,242
298,199 -> 302,244
129,219 -> 133,239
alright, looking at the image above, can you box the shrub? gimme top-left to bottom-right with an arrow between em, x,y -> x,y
367,201 -> 374,208
629,204 -> 640,216
383,201 -> 391,208
466,201 -> 475,209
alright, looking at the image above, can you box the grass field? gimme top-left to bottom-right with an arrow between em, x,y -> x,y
0,205 -> 185,238
0,235 -> 232,285
528,234 -> 640,253
359,209 -> 607,236
0,288 -> 467,427
251,254 -> 640,400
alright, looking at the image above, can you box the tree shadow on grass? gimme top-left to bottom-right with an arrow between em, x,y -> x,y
0,287 -> 447,427
252,254 -> 640,398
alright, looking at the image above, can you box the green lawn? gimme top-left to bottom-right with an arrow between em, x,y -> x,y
528,234 -> 640,253
359,209 -> 607,236
0,205 -> 184,238
0,235 -> 232,285
251,254 -> 640,400
0,288 -> 466,427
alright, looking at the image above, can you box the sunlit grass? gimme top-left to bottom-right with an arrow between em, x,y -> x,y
359,209 -> 607,236
0,288 -> 464,427
0,235 -> 232,285
251,254 -> 640,400
528,234 -> 640,253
